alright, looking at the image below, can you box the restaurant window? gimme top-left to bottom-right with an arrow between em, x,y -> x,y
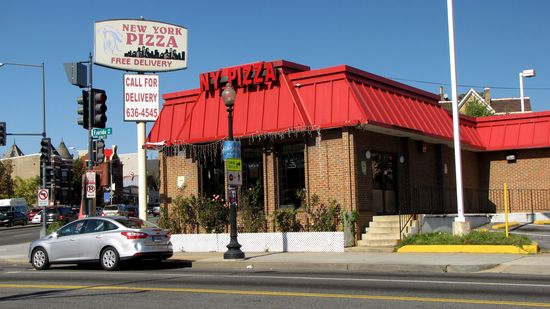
201,157 -> 225,199
278,143 -> 305,209
242,148 -> 263,190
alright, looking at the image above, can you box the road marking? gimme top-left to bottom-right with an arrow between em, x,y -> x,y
0,283 -> 549,307
511,232 -> 550,237
9,270 -> 550,289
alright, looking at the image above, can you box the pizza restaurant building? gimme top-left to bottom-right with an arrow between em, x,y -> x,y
147,60 -> 550,232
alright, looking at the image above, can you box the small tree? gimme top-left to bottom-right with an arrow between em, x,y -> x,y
14,176 -> 40,206
465,98 -> 494,117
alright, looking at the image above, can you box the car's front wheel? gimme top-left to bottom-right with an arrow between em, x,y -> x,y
100,247 -> 120,271
31,247 -> 50,270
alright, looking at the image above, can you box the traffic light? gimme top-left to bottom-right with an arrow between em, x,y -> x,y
93,139 -> 105,164
0,122 -> 6,146
77,90 -> 89,129
91,89 -> 107,128
40,137 -> 51,163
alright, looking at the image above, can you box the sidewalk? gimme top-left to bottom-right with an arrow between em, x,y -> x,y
3,242 -> 550,275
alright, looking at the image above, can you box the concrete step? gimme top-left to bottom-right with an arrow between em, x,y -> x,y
365,226 -> 400,234
357,239 -> 399,247
346,246 -> 395,253
362,232 -> 401,240
372,215 -> 400,222
369,221 -> 400,229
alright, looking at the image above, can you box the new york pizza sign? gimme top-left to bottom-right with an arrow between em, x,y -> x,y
94,19 -> 187,72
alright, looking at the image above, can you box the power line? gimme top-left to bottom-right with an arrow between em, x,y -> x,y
388,77 -> 550,91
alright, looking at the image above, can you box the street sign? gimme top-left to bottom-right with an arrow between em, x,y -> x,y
86,171 -> 96,199
222,141 -> 241,160
227,171 -> 242,186
226,158 -> 242,171
91,127 -> 112,138
37,189 -> 49,207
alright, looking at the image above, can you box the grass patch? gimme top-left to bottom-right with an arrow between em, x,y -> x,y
398,230 -> 532,248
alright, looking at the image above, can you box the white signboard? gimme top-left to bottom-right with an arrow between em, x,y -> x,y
227,171 -> 242,186
94,19 -> 187,72
124,74 -> 159,122
37,189 -> 49,207
86,172 -> 96,199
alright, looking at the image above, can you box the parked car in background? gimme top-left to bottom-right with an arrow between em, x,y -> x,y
32,211 -> 43,224
28,207 -> 42,222
29,216 -> 173,271
45,206 -> 77,225
101,204 -> 128,217
126,206 -> 138,218
0,205 -> 28,227
152,205 -> 160,217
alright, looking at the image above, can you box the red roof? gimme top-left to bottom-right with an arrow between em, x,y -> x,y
146,60 -> 550,151
475,111 -> 550,151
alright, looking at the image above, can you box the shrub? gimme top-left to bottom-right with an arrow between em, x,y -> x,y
273,208 -> 300,232
47,220 -> 63,234
297,192 -> 341,232
197,195 -> 229,233
239,181 -> 266,233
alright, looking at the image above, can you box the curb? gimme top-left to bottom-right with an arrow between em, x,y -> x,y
397,243 -> 539,255
492,222 -> 520,230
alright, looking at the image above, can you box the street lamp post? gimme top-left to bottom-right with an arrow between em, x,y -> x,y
519,69 -> 536,113
221,83 -> 245,260
0,61 -> 47,237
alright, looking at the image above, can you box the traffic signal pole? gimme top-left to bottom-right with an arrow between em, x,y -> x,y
86,52 -> 94,217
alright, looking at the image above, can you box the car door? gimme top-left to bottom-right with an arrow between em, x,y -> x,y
47,220 -> 87,262
78,219 -> 119,260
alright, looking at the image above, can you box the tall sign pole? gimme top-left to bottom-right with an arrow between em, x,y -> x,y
86,52 -> 94,217
447,0 -> 470,235
94,19 -> 187,221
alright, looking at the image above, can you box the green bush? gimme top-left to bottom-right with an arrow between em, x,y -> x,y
297,191 -> 341,232
273,208 -> 300,232
47,220 -> 63,234
239,181 -> 266,233
398,230 -> 532,247
159,195 -> 199,234
197,195 -> 229,233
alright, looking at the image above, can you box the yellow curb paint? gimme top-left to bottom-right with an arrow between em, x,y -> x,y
1,283 -> 550,307
397,244 -> 538,254
534,220 -> 550,225
492,222 -> 520,230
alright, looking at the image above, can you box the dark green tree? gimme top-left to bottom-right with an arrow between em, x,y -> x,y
0,161 -> 14,198
71,158 -> 86,205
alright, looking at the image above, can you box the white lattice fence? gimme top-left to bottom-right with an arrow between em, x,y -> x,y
171,232 -> 344,253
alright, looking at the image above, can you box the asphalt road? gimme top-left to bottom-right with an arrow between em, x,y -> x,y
0,225 -> 40,246
1,266 -> 550,308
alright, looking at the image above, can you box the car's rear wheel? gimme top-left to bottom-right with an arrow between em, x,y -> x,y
31,247 -> 50,270
100,247 -> 120,271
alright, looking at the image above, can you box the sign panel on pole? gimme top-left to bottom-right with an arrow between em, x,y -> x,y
222,141 -> 241,160
37,189 -> 49,207
94,19 -> 187,72
86,172 -> 96,199
124,74 -> 160,122
227,171 -> 242,186
226,158 -> 242,171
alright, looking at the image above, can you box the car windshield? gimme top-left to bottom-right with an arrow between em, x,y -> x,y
104,205 -> 122,211
115,217 -> 159,229
45,208 -> 58,214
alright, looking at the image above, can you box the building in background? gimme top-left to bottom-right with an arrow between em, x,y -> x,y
1,140 -> 74,205
118,153 -> 159,205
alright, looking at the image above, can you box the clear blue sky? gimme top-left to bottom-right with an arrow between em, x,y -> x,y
1,0 -> 549,156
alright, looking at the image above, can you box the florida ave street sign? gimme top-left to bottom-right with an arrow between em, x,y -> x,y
91,127 -> 112,139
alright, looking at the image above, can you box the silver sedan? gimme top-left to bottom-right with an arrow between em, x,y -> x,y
29,216 -> 173,271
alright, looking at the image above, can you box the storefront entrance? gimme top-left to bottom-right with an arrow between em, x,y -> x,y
371,152 -> 398,215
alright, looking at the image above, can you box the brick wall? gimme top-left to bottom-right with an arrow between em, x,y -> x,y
479,148 -> 550,190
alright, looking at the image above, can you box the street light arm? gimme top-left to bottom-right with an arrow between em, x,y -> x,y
0,62 -> 44,68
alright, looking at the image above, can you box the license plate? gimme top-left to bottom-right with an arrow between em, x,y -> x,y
152,235 -> 162,242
